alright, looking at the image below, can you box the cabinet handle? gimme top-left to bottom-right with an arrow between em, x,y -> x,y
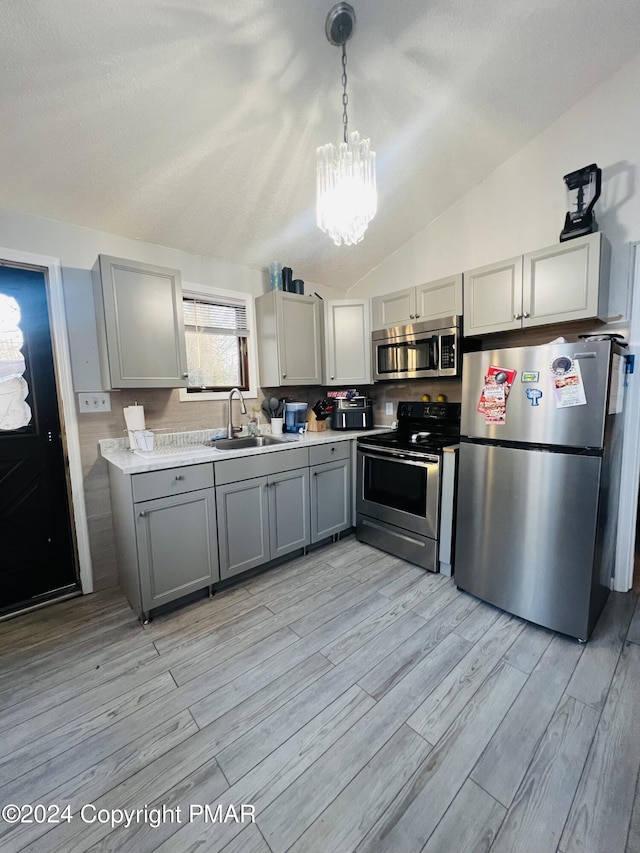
514,313 -> 522,320
138,511 -> 147,518
523,312 -> 530,319
175,474 -> 184,481
313,472 -> 318,476
409,314 -> 414,319
181,373 -> 189,379
282,373 -> 287,379
331,447 -> 335,452
415,314 -> 420,319
330,376 -> 334,380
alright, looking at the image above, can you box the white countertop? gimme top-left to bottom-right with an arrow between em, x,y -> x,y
101,427 -> 390,474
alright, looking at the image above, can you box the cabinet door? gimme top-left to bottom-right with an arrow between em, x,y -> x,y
216,477 -> 270,579
371,287 -> 416,329
135,489 -> 218,611
94,255 -> 188,388
268,468 -> 310,559
523,233 -> 605,327
324,299 -> 371,386
310,458 -> 351,543
276,293 -> 322,385
463,257 -> 523,336
415,274 -> 463,322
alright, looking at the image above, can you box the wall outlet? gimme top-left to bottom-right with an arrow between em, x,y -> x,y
385,402 -> 394,416
78,392 -> 111,413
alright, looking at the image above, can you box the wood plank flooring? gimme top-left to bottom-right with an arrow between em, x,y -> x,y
1,537 -> 639,853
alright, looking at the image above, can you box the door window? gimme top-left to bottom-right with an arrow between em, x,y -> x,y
0,293 -> 31,430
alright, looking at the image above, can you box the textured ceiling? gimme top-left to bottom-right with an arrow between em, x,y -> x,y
0,0 -> 639,289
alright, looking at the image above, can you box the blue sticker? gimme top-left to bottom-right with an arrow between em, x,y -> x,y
526,388 -> 543,407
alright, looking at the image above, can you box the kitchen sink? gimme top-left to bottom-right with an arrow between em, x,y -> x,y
207,435 -> 287,451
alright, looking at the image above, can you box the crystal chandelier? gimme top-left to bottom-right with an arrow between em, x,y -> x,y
317,3 -> 377,247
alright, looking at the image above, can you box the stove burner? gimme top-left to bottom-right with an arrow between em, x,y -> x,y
358,399 -> 461,456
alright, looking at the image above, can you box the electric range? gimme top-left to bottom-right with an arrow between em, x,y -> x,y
356,402 -> 461,572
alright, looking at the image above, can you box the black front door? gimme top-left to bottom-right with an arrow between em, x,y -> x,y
0,264 -> 78,612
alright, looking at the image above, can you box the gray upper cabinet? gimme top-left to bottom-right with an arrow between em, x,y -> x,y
464,233 -> 610,336
324,299 -> 371,386
255,290 -> 323,386
463,256 -> 524,336
522,232 -> 610,328
371,274 -> 463,329
92,255 -> 188,389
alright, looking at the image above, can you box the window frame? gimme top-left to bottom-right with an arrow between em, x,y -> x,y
178,283 -> 259,403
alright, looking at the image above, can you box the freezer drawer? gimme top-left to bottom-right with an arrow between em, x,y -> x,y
454,441 -> 607,640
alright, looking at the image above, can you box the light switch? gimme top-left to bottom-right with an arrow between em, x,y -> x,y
385,402 -> 394,415
78,392 -> 111,413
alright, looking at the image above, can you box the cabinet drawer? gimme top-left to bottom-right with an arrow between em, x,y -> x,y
309,441 -> 351,466
215,447 -> 309,486
132,463 -> 214,502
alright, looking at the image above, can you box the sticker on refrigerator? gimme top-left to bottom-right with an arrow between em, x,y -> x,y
525,388 -> 543,406
551,358 -> 587,408
521,371 -> 539,383
477,365 -> 517,424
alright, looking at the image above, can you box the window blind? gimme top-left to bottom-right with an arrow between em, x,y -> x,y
183,297 -> 249,336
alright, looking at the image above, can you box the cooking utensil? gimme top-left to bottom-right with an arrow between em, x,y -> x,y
275,399 -> 285,417
269,397 -> 280,417
261,399 -> 272,421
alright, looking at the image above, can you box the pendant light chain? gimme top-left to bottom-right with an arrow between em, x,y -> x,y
317,3 -> 377,246
341,41 -> 349,144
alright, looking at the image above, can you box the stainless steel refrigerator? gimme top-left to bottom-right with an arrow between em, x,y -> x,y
455,339 -> 626,641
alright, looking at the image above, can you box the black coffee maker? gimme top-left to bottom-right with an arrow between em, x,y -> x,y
559,163 -> 602,242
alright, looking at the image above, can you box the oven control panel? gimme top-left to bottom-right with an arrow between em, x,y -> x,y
398,402 -> 460,420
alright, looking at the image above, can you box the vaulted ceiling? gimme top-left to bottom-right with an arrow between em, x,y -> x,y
0,1 -> 639,289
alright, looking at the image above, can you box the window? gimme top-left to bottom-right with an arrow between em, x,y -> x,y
179,286 -> 258,403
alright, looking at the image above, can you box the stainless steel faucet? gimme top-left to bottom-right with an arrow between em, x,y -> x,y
227,388 -> 247,438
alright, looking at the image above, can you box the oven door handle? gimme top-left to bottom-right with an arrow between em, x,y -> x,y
358,445 -> 439,467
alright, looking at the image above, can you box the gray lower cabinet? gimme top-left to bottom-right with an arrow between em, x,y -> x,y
215,477 -> 271,579
269,468 -> 311,558
310,457 -> 351,542
309,440 -> 352,543
216,455 -> 311,580
108,462 -> 218,621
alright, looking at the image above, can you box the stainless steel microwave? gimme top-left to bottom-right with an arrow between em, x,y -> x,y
372,316 -> 461,382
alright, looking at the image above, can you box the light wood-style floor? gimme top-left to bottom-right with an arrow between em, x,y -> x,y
1,537 -> 640,853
